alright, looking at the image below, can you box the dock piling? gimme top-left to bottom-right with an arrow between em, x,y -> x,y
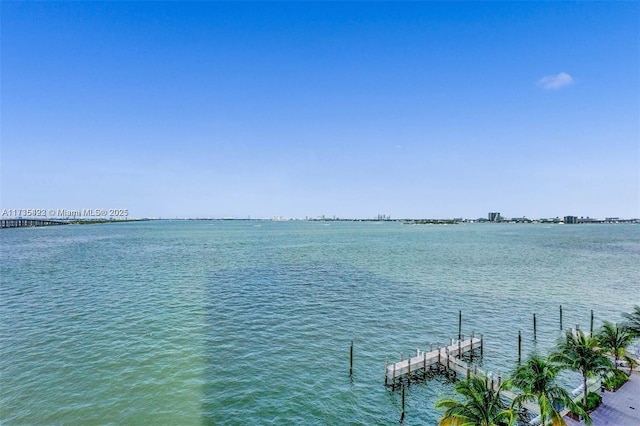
590,310 -> 594,335
458,310 -> 462,340
400,384 -> 406,423
560,305 -> 563,330
533,313 -> 537,340
350,341 -> 353,376
518,330 -> 522,364
393,363 -> 396,387
446,348 -> 450,370
385,359 -> 388,385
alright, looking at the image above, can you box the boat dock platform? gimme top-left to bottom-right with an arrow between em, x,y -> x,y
385,334 -> 482,387
384,332 -> 604,425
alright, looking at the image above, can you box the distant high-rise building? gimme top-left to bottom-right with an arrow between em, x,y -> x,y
488,212 -> 501,222
564,216 -> 578,224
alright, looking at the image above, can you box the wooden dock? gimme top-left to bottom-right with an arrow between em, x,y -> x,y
384,333 -> 603,425
385,335 -> 482,386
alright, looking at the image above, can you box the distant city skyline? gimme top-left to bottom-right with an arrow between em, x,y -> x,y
2,2 -> 638,219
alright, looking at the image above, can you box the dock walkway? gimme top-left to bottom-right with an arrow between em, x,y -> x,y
385,335 -> 482,386
384,335 -> 602,425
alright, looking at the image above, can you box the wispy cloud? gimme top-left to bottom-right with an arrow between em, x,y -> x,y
537,72 -> 574,90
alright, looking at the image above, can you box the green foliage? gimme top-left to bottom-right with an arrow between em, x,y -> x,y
569,392 -> 602,419
597,321 -> 634,369
582,392 -> 602,412
435,376 -> 515,426
551,330 -> 613,410
510,354 -> 588,426
602,369 -> 629,391
623,305 -> 640,337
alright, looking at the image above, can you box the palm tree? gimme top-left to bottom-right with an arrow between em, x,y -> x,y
551,330 -> 613,409
597,321 -> 633,370
510,354 -> 590,426
623,305 -> 640,337
435,375 -> 515,426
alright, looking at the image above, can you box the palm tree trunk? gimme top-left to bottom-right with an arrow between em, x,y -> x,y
583,374 -> 588,408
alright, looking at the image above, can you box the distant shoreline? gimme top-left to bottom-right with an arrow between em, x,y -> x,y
2,217 -> 638,229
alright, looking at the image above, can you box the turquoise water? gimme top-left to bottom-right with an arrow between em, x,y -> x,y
1,221 -> 639,424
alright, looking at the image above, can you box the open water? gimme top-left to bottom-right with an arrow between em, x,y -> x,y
1,221 -> 639,425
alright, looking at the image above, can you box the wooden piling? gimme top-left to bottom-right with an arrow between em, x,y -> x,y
446,348 -> 450,370
590,310 -> 594,335
407,358 -> 411,384
350,341 -> 353,376
393,363 -> 396,387
400,384 -> 406,423
458,310 -> 462,340
480,334 -> 483,357
560,305 -> 563,330
518,330 -> 522,364
385,359 -> 388,386
533,313 -> 537,340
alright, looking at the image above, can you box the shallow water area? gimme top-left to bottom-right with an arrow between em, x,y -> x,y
1,221 -> 638,424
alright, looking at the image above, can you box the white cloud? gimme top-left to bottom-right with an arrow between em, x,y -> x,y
537,72 -> 574,90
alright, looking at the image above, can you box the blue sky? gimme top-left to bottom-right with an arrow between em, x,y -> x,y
2,2 -> 638,219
